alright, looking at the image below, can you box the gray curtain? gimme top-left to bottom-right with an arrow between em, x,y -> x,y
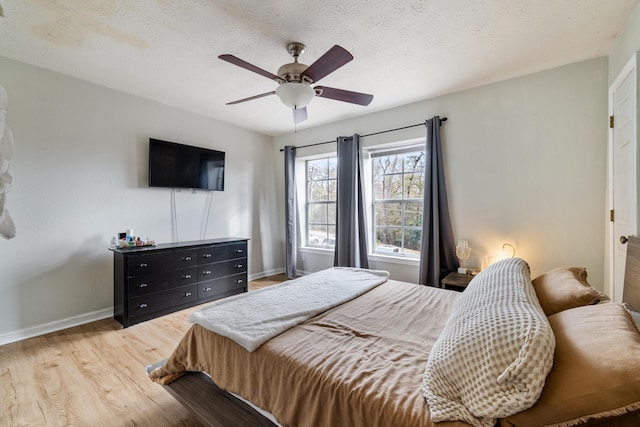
284,146 -> 297,278
419,117 -> 458,286
333,135 -> 369,268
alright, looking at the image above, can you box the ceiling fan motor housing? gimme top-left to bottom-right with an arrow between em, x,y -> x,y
277,62 -> 311,84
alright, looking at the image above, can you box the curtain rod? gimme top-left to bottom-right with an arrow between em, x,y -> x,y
279,117 -> 447,152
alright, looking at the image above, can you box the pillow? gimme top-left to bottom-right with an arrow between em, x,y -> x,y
422,258 -> 555,427
532,266 -> 607,316
502,303 -> 640,427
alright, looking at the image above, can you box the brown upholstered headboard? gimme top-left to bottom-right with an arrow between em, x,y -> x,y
623,236 -> 640,311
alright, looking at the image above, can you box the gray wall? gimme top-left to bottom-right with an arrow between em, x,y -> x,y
274,58 -> 609,286
0,56 -> 283,342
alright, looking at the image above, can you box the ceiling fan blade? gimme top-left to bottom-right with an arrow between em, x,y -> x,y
226,91 -> 276,105
293,107 -> 308,123
301,45 -> 353,83
314,86 -> 373,106
219,54 -> 282,82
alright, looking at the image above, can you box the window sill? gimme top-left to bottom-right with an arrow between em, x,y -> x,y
368,253 -> 420,266
299,247 -> 335,256
298,247 -> 420,267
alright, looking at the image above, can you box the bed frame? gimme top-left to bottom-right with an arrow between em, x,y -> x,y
163,372 -> 277,427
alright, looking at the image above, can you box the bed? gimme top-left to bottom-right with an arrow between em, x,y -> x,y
148,252 -> 640,427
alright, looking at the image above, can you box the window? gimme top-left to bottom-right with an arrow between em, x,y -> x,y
371,146 -> 425,257
301,143 -> 425,260
306,157 -> 336,248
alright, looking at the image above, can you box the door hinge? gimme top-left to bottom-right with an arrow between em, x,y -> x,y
610,115 -> 615,128
610,209 -> 615,222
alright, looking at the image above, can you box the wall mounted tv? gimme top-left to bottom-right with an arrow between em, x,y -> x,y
148,138 -> 225,191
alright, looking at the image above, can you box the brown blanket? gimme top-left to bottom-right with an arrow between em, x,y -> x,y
149,280 -> 469,427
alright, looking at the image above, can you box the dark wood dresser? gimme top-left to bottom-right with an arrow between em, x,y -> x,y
110,238 -> 248,328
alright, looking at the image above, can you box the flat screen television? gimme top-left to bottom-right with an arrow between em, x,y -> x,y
148,138 -> 225,191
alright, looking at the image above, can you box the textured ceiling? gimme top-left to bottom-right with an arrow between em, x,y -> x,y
0,0 -> 637,136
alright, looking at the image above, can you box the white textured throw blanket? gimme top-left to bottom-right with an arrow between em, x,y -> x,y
189,267 -> 389,352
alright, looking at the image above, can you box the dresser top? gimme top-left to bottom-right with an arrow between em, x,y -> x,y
109,237 -> 249,254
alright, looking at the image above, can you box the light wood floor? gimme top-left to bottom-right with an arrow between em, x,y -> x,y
0,274 -> 290,427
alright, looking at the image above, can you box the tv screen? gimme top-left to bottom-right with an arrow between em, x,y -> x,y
148,138 -> 225,191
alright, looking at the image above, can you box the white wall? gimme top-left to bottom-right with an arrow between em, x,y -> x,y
0,56 -> 282,342
608,2 -> 640,85
274,58 -> 608,288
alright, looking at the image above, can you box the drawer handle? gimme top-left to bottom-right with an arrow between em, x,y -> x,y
204,287 -> 212,292
139,303 -> 148,309
184,292 -> 192,297
203,254 -> 212,258
138,283 -> 148,288
183,274 -> 192,279
235,264 -> 243,268
203,270 -> 212,275
236,279 -> 243,284
139,263 -> 148,268
234,249 -> 243,253
184,256 -> 192,261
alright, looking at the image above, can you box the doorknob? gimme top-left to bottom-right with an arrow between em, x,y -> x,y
620,236 -> 629,244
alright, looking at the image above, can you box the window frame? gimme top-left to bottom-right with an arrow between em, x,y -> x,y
297,139 -> 426,266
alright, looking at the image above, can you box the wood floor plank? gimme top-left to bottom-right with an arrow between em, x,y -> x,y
0,275 -> 287,427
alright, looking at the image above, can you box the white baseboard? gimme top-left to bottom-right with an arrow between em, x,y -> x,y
0,308 -> 113,346
248,267 -> 284,281
295,269 -> 311,276
0,269 -> 299,346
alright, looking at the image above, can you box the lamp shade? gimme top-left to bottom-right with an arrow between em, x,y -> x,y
276,83 -> 315,108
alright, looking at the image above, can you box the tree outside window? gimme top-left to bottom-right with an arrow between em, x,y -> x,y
306,157 -> 336,248
372,147 -> 425,257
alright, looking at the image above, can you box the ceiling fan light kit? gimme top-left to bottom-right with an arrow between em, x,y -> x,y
276,82 -> 315,109
219,42 -> 373,124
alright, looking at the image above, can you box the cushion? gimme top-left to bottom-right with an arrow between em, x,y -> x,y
502,303 -> 640,427
422,258 -> 555,427
532,266 -> 607,316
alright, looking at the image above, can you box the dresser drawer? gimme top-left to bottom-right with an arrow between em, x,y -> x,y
127,267 -> 197,297
128,284 -> 197,317
127,248 -> 197,276
198,274 -> 247,299
198,258 -> 247,281
198,242 -> 247,263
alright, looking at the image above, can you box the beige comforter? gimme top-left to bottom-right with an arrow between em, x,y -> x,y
149,280 -> 469,427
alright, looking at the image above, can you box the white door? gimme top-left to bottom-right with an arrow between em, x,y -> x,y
609,53 -> 638,303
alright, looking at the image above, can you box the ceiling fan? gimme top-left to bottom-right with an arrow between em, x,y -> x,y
219,42 -> 373,123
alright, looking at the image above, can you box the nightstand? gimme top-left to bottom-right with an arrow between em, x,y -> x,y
441,272 -> 474,292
